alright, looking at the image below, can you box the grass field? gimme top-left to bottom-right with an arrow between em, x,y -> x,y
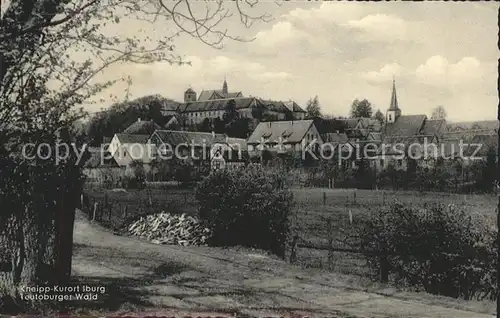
84,186 -> 497,277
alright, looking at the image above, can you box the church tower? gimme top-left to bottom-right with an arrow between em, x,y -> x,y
222,77 -> 228,96
184,87 -> 197,102
386,78 -> 401,124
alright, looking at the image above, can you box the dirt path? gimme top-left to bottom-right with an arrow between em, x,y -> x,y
72,210 -> 495,318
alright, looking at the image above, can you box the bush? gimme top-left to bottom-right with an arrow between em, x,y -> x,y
124,161 -> 145,189
195,165 -> 293,258
355,202 -> 497,300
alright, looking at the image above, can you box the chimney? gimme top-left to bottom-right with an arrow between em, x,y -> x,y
212,131 -> 215,138
336,130 -> 339,134
137,118 -> 141,122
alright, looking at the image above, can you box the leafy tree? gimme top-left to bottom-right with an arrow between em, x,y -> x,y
223,99 -> 239,124
374,109 -> 385,125
350,99 -> 373,118
305,95 -> 322,118
86,95 -> 170,145
431,106 -> 447,120
213,117 -> 225,134
0,0 -> 270,305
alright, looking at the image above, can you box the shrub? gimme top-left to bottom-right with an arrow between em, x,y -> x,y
355,202 -> 497,300
195,165 -> 293,258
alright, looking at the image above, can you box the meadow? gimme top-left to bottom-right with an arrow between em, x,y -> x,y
83,186 -> 497,277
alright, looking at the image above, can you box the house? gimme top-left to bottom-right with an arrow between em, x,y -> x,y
108,133 -> 152,167
163,114 -> 185,130
82,147 -> 123,184
246,119 -> 323,153
210,137 -> 249,171
375,78 -> 451,171
147,130 -> 247,170
321,131 -> 355,165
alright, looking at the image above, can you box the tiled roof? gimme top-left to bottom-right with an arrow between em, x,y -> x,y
338,118 -> 361,129
383,115 -> 427,138
152,130 -> 227,147
123,120 -> 161,135
322,132 -> 349,144
422,119 -> 446,136
161,100 -> 182,111
247,120 -> 315,144
115,134 -> 150,144
179,97 -> 257,112
258,100 -> 289,113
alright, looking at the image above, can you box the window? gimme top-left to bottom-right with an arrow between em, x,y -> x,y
380,159 -> 384,167
388,114 -> 392,121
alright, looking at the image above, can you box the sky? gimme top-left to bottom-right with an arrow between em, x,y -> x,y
87,1 -> 498,122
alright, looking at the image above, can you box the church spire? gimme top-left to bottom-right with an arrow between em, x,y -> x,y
386,76 -> 401,124
389,76 -> 399,110
222,76 -> 228,95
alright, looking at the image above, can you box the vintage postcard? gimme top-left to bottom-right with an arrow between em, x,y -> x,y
0,1 -> 498,317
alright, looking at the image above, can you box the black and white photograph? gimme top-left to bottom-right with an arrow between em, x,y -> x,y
0,1 -> 499,317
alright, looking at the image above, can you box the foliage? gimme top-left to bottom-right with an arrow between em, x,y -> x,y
350,99 -> 373,118
431,106 -> 447,120
195,165 -> 293,258
124,160 -> 146,189
86,95 -> 168,145
305,96 -> 322,118
355,202 -> 497,300
0,0 -> 270,306
0,131 -> 85,300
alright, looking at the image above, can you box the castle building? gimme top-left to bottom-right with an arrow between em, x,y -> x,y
178,79 -> 307,125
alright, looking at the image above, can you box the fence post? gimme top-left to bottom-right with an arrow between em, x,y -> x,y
289,235 -> 298,264
123,205 -> 128,219
327,218 -> 333,269
379,255 -> 389,283
353,191 -> 356,204
323,192 -> 326,205
92,202 -> 98,221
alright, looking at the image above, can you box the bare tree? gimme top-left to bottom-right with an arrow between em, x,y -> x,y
0,0 -> 272,302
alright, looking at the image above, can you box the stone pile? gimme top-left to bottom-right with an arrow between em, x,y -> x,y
127,212 -> 211,246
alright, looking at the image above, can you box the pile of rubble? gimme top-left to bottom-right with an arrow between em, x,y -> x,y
127,212 -> 211,246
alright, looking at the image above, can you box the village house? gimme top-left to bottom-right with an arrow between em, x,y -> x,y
246,120 -> 323,154
108,133 -> 153,167
82,147 -> 123,185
